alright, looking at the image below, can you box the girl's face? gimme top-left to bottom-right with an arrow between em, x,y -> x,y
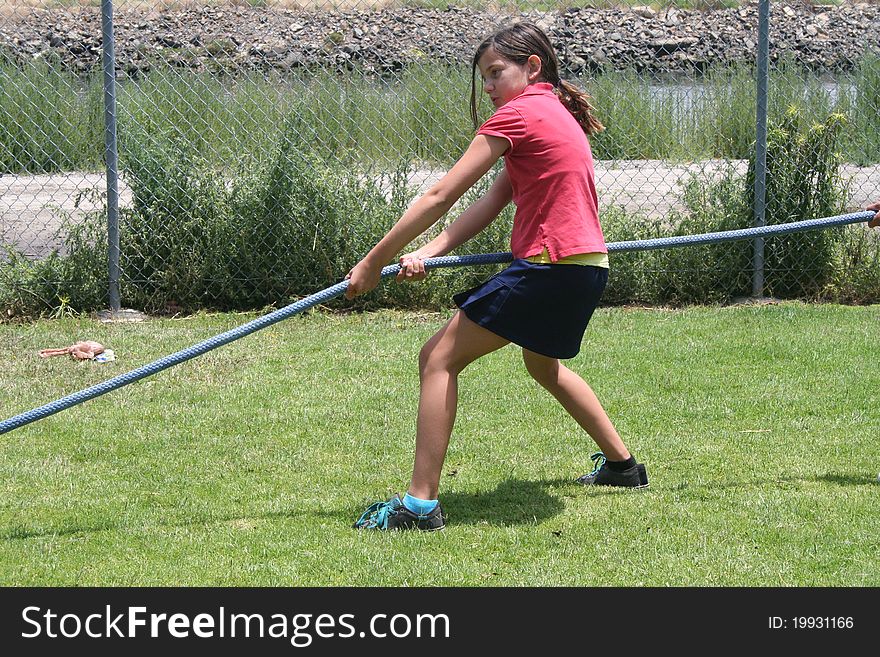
477,46 -> 543,109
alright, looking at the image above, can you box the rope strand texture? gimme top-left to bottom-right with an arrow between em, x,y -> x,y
1,210 -> 874,436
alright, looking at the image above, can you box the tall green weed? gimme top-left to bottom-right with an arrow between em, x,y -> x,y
0,61 -> 103,173
602,106 -> 865,305
120,123 -> 404,312
6,59 -> 880,175
746,107 -> 848,298
602,169 -> 754,306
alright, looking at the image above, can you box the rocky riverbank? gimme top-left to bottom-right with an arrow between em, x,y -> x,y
1,3 -> 879,77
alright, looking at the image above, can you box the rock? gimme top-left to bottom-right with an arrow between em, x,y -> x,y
156,34 -> 183,48
566,53 -> 587,71
0,4 -> 878,77
205,38 -> 236,56
650,37 -> 699,54
534,15 -> 556,34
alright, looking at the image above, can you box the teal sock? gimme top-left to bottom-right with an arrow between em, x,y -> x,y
402,493 -> 438,515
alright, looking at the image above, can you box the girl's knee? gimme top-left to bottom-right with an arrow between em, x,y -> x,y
420,313 -> 505,378
522,350 -> 560,388
418,339 -> 437,375
419,334 -> 454,377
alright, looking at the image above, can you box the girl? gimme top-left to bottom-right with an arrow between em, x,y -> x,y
346,22 -> 647,531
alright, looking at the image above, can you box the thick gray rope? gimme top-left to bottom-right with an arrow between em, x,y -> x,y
1,210 -> 874,436
604,211 -> 874,252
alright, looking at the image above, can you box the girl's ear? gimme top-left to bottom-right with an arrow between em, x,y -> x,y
527,54 -> 543,81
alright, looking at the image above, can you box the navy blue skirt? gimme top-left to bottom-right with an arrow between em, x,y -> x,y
453,259 -> 608,359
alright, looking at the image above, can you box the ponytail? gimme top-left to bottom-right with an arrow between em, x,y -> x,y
555,79 -> 605,136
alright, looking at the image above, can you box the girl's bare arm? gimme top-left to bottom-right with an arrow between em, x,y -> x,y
345,134 -> 509,298
396,169 -> 512,282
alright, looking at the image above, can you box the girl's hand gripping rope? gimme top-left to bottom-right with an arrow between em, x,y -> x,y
868,201 -> 880,228
345,250 -> 432,300
397,251 -> 430,283
344,258 -> 383,300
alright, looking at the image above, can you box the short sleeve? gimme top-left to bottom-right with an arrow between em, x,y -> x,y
477,105 -> 528,152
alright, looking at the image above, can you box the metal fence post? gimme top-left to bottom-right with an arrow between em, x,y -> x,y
101,0 -> 121,312
752,0 -> 770,297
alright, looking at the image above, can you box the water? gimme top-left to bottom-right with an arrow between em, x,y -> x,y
648,78 -> 855,113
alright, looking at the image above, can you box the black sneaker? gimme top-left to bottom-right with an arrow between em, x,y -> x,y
576,452 -> 649,489
352,494 -> 445,531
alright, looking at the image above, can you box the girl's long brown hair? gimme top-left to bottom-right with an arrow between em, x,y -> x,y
470,22 -> 604,136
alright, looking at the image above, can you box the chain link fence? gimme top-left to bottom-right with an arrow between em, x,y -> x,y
2,0 -> 879,318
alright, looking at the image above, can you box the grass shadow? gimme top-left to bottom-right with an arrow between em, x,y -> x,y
8,473 -> 874,541
0,508 -> 301,541
818,473 -> 880,487
440,478 -> 568,527
337,478 -> 585,528
665,472 -> 879,493
337,475 -> 680,528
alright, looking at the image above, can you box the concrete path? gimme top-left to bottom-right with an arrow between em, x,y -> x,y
2,161 -> 878,258
0,172 -> 132,258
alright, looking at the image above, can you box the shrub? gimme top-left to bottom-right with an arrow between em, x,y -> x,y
119,122 -> 417,313
0,189 -> 107,319
601,106 -> 856,305
746,107 -> 849,298
823,225 -> 880,304
2,102 -> 874,318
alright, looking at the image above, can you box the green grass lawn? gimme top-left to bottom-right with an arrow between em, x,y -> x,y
1,304 -> 878,586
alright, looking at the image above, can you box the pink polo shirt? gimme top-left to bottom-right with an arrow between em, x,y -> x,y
477,82 -> 605,261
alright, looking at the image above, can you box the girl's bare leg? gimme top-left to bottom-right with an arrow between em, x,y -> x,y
408,312 -> 509,500
521,348 -> 630,460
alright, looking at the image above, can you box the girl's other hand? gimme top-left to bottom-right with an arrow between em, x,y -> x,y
397,251 -> 430,283
344,259 -> 382,300
868,201 -> 880,228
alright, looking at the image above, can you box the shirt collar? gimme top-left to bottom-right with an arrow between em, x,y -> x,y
520,82 -> 555,96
